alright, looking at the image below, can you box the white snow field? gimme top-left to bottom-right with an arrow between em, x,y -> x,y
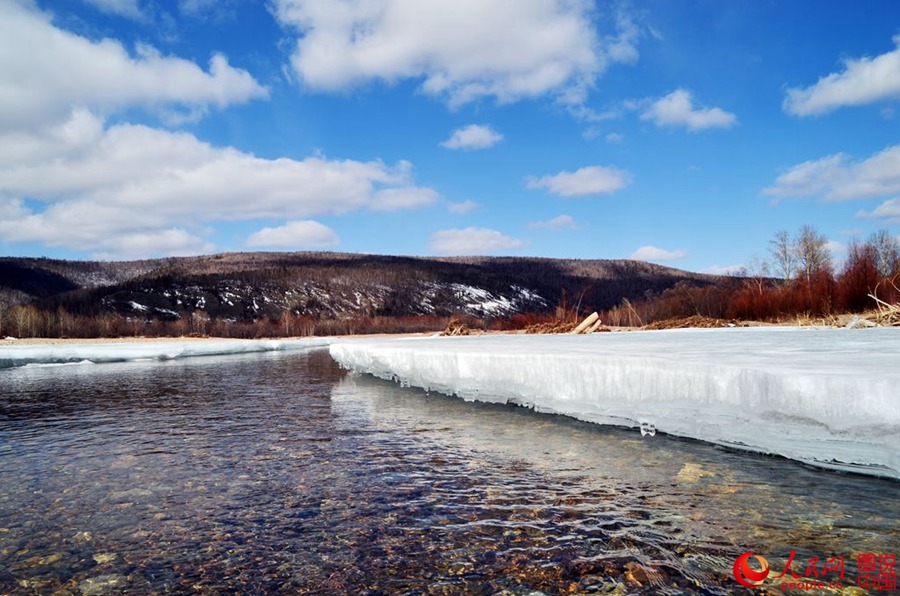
330,327 -> 900,480
0,338 -> 329,369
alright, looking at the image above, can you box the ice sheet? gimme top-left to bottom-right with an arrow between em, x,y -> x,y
329,327 -> 900,480
0,338 -> 329,369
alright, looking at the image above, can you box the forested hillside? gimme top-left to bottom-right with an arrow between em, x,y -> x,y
0,252 -> 723,337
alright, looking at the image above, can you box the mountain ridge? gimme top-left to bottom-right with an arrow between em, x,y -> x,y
0,252 -> 727,331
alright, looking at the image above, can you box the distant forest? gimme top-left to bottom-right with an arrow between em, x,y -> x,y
603,227 -> 900,327
1,230 -> 898,339
0,252 -> 720,338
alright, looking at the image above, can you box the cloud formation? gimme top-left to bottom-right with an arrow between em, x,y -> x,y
784,35 -> 900,116
0,111 -> 438,256
441,125 -> 503,150
631,245 -> 687,261
430,227 -> 528,255
447,200 -> 479,214
245,220 -> 340,248
527,165 -> 631,197
82,0 -> 144,20
763,145 -> 900,201
857,198 -> 900,223
96,229 -> 216,260
702,264 -> 744,275
0,2 -> 447,259
0,1 -> 267,133
179,0 -> 226,17
641,89 -> 737,131
273,0 -> 638,107
528,214 -> 578,231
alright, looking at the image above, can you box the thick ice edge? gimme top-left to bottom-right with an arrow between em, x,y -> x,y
0,338 -> 330,369
329,327 -> 900,480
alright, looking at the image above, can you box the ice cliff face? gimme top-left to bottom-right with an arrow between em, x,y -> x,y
330,327 -> 900,480
0,338 -> 329,368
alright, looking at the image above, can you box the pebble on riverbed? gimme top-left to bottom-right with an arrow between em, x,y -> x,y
92,552 -> 118,564
78,573 -> 127,595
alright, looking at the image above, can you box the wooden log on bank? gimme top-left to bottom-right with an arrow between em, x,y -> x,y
571,312 -> 600,334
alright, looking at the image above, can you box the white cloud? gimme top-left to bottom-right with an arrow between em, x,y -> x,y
603,13 -> 640,65
784,35 -> 900,116
82,0 -> 144,20
441,124 -> 503,150
528,214 -> 578,231
245,220 -> 340,248
641,89 -> 737,131
431,227 -> 528,255
857,198 -> 900,223
0,110 -> 439,257
0,1 -> 267,133
702,264 -> 744,275
825,240 -> 846,256
179,0 -> 217,16
94,229 -> 216,260
371,186 -> 439,211
581,126 -> 601,140
763,145 -> 900,201
630,246 -> 687,262
527,165 -> 631,197
605,132 -> 624,143
272,0 -> 638,107
447,200 -> 478,214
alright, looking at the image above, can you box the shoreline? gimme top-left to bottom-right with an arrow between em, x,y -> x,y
3,309 -> 893,347
0,332 -> 434,347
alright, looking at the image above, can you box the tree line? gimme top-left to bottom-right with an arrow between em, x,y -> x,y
1,229 -> 896,337
603,227 -> 900,326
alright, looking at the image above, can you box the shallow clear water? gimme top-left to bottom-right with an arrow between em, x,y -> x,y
0,349 -> 897,595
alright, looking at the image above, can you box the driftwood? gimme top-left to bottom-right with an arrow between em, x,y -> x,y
441,319 -> 472,336
571,312 -> 600,334
644,315 -> 742,330
524,312 -> 604,334
867,295 -> 900,326
586,318 -> 604,333
524,320 -> 577,334
864,276 -> 900,327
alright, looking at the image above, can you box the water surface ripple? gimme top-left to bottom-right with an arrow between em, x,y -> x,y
0,349 -> 897,594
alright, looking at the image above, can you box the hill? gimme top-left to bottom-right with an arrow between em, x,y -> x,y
0,252 -> 725,337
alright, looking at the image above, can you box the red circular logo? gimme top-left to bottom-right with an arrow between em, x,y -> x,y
733,551 -> 770,588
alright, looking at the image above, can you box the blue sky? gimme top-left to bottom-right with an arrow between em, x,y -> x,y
1,0 -> 899,273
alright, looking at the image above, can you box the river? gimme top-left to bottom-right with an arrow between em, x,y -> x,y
1,349 -> 897,594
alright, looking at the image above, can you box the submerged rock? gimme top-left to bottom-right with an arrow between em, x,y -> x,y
675,463 -> 715,483
107,488 -> 152,500
78,573 -> 127,595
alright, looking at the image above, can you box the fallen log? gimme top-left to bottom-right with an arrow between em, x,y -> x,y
586,318 -> 604,334
571,312 -> 599,334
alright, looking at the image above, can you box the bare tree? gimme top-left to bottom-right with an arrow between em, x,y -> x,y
795,225 -> 832,284
868,229 -> 900,277
13,305 -> 39,338
743,254 -> 771,294
769,230 -> 796,284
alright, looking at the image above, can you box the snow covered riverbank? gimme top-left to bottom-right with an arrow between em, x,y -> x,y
330,327 -> 900,480
0,337 -> 329,369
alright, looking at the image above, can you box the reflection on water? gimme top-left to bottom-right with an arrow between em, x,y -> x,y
0,349 -> 897,594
